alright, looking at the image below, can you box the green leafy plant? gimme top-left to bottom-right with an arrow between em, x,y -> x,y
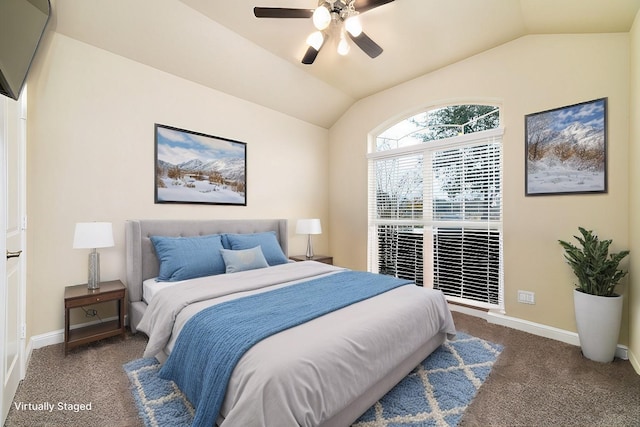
558,227 -> 630,297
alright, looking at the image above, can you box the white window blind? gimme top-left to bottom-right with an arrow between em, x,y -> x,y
368,129 -> 503,309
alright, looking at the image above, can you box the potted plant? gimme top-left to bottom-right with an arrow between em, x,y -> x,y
558,227 -> 630,362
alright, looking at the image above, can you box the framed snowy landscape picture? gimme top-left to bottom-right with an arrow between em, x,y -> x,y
525,98 -> 607,196
154,124 -> 247,205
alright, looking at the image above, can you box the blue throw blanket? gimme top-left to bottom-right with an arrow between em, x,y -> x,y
159,270 -> 412,427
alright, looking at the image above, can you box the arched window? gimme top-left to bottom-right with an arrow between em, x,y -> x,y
368,104 -> 503,310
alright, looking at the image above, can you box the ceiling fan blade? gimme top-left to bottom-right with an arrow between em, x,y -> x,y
302,46 -> 321,65
253,7 -> 313,18
354,0 -> 395,13
348,32 -> 383,58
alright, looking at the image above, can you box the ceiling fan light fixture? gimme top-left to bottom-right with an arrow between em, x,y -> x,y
312,5 -> 331,30
344,15 -> 362,37
306,31 -> 325,50
337,35 -> 350,55
253,0 -> 392,64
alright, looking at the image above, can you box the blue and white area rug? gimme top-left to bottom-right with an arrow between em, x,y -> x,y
123,332 -> 502,427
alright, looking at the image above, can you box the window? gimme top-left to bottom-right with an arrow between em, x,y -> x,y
368,105 -> 503,309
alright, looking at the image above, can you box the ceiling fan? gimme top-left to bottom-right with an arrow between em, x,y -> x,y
254,0 -> 395,64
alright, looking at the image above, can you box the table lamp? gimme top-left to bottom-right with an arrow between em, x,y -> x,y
73,222 -> 114,289
296,218 -> 322,259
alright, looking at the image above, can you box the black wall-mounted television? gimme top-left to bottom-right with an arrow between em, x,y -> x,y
0,0 -> 51,100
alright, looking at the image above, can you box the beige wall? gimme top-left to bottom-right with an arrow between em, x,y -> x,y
628,10 -> 640,371
329,34 -> 631,342
25,33 -> 330,338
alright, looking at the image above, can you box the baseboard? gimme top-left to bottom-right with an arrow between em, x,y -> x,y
449,304 -> 629,361
30,328 -> 64,349
629,348 -> 640,374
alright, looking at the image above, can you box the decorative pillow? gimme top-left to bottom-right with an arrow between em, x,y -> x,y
150,234 -> 225,282
220,246 -> 269,274
224,232 -> 288,266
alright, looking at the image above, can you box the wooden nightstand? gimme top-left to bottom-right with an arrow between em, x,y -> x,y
64,280 -> 126,355
290,255 -> 333,265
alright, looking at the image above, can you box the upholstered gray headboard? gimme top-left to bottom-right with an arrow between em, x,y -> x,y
125,219 -> 288,333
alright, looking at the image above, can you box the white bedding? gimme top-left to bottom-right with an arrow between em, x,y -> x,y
137,261 -> 456,427
142,277 -> 184,304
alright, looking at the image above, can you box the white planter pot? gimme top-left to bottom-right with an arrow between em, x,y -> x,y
573,289 -> 623,363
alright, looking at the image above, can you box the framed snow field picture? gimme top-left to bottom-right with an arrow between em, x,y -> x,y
154,124 -> 247,205
525,98 -> 607,196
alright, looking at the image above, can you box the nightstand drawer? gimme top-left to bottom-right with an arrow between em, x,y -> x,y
65,293 -> 120,308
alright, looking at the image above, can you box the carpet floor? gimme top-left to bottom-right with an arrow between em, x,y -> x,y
5,311 -> 640,426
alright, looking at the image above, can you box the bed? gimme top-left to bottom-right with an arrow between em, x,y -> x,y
125,219 -> 456,427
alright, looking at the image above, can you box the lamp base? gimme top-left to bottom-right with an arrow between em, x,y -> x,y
88,251 -> 100,290
305,234 -> 314,259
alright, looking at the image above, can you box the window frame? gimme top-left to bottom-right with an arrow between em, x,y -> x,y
368,122 -> 504,311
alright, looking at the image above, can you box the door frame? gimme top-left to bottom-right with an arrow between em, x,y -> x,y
0,89 -> 28,424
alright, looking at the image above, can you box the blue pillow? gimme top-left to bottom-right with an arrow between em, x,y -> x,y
220,246 -> 269,273
224,232 -> 288,266
150,234 -> 225,281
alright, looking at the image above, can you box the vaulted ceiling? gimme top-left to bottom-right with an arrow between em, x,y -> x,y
52,0 -> 639,128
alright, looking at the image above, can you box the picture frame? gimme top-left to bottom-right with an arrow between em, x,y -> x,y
525,98 -> 607,196
154,124 -> 247,205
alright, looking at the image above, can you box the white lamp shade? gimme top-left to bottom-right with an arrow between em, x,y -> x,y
337,36 -> 350,55
312,5 -> 331,30
345,15 -> 362,37
73,222 -> 115,249
296,219 -> 322,235
306,31 -> 324,50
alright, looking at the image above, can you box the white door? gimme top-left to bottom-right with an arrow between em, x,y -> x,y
0,91 -> 27,424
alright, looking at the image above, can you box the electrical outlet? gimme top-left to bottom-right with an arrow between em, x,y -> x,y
517,290 -> 535,304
